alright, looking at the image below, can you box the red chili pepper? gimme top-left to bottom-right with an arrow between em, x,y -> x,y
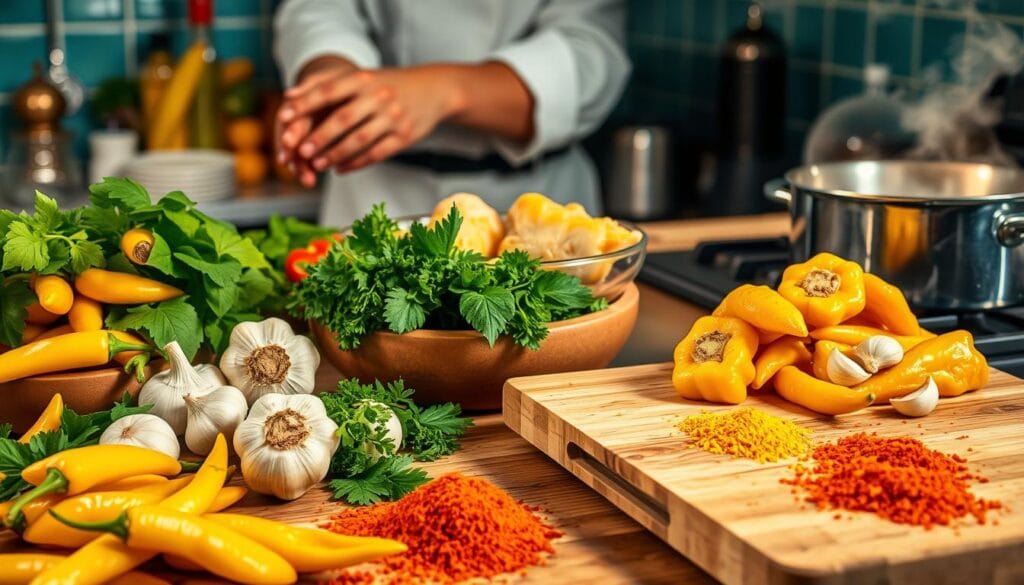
284,235 -> 342,283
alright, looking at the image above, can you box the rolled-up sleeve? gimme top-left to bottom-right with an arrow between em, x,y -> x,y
273,0 -> 381,86
488,0 -> 631,166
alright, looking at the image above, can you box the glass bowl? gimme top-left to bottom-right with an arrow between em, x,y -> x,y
343,217 -> 648,302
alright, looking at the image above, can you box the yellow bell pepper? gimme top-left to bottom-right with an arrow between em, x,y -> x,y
774,365 -> 876,415
809,324 -> 928,352
672,316 -> 759,404
860,273 -> 920,336
777,253 -> 866,328
854,330 -> 989,403
713,284 -> 808,338
19,394 -> 63,444
751,336 -> 812,390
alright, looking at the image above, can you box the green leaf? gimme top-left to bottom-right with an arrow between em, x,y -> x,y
173,250 -> 241,288
0,279 -> 35,347
201,222 -> 271,270
68,238 -> 105,274
458,287 -> 515,347
0,209 -> 17,235
2,222 -> 48,272
144,232 -> 178,276
32,192 -> 62,231
110,392 -> 152,422
105,297 -> 202,359
89,177 -> 153,211
384,288 -> 427,334
328,455 -> 429,505
408,205 -> 461,257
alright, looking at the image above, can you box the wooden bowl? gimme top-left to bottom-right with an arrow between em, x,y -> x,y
1,364 -> 158,434
312,283 -> 640,410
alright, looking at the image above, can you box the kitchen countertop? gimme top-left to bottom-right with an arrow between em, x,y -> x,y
0,213 -> 792,584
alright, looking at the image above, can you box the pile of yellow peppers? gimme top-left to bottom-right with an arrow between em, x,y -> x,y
672,252 -> 989,415
0,400 -> 406,585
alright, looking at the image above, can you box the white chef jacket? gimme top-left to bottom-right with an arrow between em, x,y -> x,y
273,0 -> 630,225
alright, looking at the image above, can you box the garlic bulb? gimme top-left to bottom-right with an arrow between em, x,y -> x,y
853,335 -> 904,374
99,414 -> 180,459
139,342 -> 227,434
826,349 -> 872,386
219,318 -> 320,405
184,385 -> 249,456
890,377 -> 939,417
233,393 -> 339,500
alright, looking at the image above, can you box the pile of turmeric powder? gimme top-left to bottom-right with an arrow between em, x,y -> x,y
784,433 -> 1002,529
320,473 -> 561,584
676,407 -> 812,463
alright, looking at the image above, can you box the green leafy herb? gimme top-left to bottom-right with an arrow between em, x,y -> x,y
294,204 -> 604,350
319,378 -> 472,505
0,279 -> 35,347
0,393 -> 150,501
106,297 -> 203,359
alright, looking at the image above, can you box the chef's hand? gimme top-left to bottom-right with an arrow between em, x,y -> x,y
277,65 -> 464,181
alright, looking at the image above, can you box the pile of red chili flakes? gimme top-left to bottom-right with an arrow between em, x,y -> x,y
320,473 -> 562,584
783,433 -> 1002,529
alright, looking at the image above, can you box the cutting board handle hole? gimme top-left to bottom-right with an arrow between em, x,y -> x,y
566,442 -> 669,528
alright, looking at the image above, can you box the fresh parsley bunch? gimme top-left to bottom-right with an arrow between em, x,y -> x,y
0,179 -> 278,357
319,378 -> 473,505
0,394 -> 150,501
293,204 -> 606,350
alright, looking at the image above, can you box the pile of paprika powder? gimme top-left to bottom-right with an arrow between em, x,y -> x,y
783,433 -> 1001,529
321,473 -> 561,584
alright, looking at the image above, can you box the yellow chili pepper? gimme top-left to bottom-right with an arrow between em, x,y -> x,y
20,323 -> 46,344
74,269 -> 183,304
0,494 -> 62,530
809,324 -> 927,352
811,339 -> 853,381
672,316 -> 759,404
92,474 -> 170,492
120,229 -> 156,265
0,554 -> 168,585
777,253 -> 866,328
33,276 -> 73,315
854,330 -> 989,403
67,296 -> 103,332
0,330 -> 152,384
31,324 -> 74,342
31,435 -> 229,585
19,394 -> 63,444
713,284 -> 808,338
24,302 -> 60,326
751,336 -> 812,390
209,486 -> 247,511
774,365 -> 876,415
49,505 -> 297,585
6,445 -> 180,529
23,491 -> 164,547
859,273 -> 920,336
205,513 -> 407,572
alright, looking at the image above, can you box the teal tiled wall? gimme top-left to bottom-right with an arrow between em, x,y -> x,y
624,0 -> 1024,160
0,0 -> 276,159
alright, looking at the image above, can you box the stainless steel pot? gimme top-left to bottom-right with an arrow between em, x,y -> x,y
765,160 -> 1024,310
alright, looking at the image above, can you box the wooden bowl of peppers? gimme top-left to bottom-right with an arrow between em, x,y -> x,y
0,231 -> 181,432
670,252 -> 990,415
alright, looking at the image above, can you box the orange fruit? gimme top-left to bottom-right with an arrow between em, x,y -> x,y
226,117 -> 264,151
235,150 -> 268,186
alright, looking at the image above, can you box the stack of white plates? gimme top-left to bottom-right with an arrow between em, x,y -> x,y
123,150 -> 235,202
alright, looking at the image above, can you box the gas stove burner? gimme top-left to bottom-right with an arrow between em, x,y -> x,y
640,237 -> 1024,377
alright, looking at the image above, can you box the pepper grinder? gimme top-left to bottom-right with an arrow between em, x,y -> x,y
4,62 -> 84,209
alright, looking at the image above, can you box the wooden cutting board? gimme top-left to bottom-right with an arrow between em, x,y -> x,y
503,363 -> 1024,585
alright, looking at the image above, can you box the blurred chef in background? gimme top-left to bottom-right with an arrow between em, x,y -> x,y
273,0 -> 630,225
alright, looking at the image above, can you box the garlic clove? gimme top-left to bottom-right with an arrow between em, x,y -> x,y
890,377 -> 939,417
853,335 -> 904,374
99,414 -> 180,459
826,348 -> 872,386
184,385 -> 249,456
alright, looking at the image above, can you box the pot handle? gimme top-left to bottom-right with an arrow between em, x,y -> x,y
764,178 -> 792,207
996,213 -> 1024,247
